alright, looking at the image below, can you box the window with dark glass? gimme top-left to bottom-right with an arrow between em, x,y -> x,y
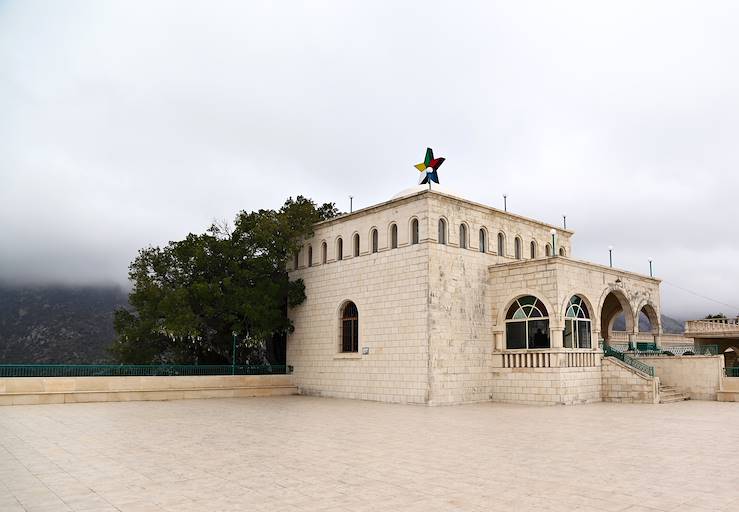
479,229 -> 486,253
505,296 -> 550,349
341,301 -> 359,353
515,237 -> 522,259
307,246 -> 313,266
559,247 -> 566,257
459,224 -> 467,249
353,233 -> 360,257
497,232 -> 505,256
564,296 -> 591,349
337,238 -> 343,260
321,242 -> 327,264
545,243 -> 552,257
391,224 -> 398,249
411,219 -> 419,244
530,241 -> 537,259
438,219 -> 447,244
293,251 -> 299,269
371,229 -> 378,253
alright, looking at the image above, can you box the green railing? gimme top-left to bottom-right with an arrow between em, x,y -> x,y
0,364 -> 292,378
602,343 -> 655,377
726,367 -> 739,378
659,344 -> 719,356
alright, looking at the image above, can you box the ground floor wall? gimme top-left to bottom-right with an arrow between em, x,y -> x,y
488,366 -> 602,405
601,358 -> 659,404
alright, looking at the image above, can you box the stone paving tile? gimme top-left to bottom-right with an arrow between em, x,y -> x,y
0,397 -> 738,511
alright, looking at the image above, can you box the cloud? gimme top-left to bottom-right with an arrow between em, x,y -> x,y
1,0 -> 738,319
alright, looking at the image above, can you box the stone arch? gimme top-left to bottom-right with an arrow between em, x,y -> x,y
495,290 -> 558,328
635,299 -> 661,335
597,287 -> 635,342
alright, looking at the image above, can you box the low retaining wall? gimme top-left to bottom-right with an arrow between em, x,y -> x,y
718,377 -> 739,402
0,374 -> 297,406
637,355 -> 723,400
601,358 -> 659,404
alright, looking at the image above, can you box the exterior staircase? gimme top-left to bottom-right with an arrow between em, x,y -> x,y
659,385 -> 689,403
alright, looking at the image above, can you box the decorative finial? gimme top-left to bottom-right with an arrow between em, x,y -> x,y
414,147 -> 445,186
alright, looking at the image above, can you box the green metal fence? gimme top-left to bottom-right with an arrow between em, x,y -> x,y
0,364 -> 292,378
602,343 -> 655,377
726,367 -> 739,378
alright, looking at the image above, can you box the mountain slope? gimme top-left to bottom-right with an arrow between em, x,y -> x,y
0,285 -> 129,364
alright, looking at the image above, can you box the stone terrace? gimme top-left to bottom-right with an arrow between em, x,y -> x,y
1,397 -> 738,512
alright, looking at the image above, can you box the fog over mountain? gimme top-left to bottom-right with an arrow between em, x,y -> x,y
2,1 -> 739,320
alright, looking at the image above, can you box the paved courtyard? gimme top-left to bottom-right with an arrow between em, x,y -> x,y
1,397 -> 738,512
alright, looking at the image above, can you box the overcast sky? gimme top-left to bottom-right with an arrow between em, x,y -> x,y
1,1 -> 738,319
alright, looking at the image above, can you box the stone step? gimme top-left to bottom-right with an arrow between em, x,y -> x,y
660,395 -> 689,403
659,385 -> 689,403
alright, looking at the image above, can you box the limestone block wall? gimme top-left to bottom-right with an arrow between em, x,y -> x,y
638,355 -> 723,400
489,367 -> 602,405
601,358 -> 659,403
287,243 -> 430,404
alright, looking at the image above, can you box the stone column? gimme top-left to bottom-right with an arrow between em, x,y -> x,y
550,326 -> 564,349
627,331 -> 637,351
653,333 -> 662,350
493,331 -> 504,352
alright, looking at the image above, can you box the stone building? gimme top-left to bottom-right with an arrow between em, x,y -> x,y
287,185 -> 663,405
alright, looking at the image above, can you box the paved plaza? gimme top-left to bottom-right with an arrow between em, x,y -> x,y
0,397 -> 738,511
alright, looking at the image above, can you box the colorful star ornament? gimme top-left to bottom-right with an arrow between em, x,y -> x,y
414,147 -> 445,185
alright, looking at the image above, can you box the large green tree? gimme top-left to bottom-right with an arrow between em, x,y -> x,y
111,196 -> 338,364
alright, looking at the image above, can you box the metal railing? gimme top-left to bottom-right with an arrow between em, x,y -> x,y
0,364 -> 292,378
726,367 -> 739,378
658,344 -> 719,356
602,343 -> 655,377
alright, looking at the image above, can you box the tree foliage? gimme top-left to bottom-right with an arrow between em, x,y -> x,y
111,196 -> 339,364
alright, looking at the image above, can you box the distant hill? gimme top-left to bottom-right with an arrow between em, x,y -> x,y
0,285 -> 129,364
612,313 -> 685,334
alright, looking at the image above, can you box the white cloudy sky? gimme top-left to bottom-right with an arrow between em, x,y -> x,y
1,1 -> 738,319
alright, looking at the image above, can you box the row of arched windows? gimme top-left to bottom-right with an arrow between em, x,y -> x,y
339,294 -> 592,354
505,294 -> 591,350
293,218 -> 565,269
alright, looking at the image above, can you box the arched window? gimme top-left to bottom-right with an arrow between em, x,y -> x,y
505,296 -> 550,349
497,232 -> 505,256
293,251 -> 299,270
341,301 -> 359,353
514,237 -> 522,259
459,224 -> 467,249
438,219 -> 447,244
371,229 -> 378,253
545,243 -> 552,257
564,296 -> 591,348
411,219 -> 419,244
307,245 -> 313,267
353,233 -> 360,257
321,242 -> 327,264
336,238 -> 343,261
530,241 -> 537,259
479,228 -> 486,253
390,224 -> 398,249
559,247 -> 566,257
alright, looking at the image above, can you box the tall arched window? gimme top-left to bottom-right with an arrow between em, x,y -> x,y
497,232 -> 505,256
321,242 -> 327,264
307,245 -> 313,267
371,229 -> 378,253
293,251 -> 299,270
353,233 -> 360,257
341,301 -> 359,353
564,296 -> 591,348
336,238 -> 343,261
390,224 -> 398,249
438,219 -> 447,244
514,237 -> 522,259
559,247 -> 566,257
545,243 -> 552,257
411,219 -> 419,244
505,296 -> 550,349
479,229 -> 486,253
459,224 -> 467,249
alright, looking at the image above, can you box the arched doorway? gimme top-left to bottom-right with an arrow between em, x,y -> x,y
600,290 -> 634,346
